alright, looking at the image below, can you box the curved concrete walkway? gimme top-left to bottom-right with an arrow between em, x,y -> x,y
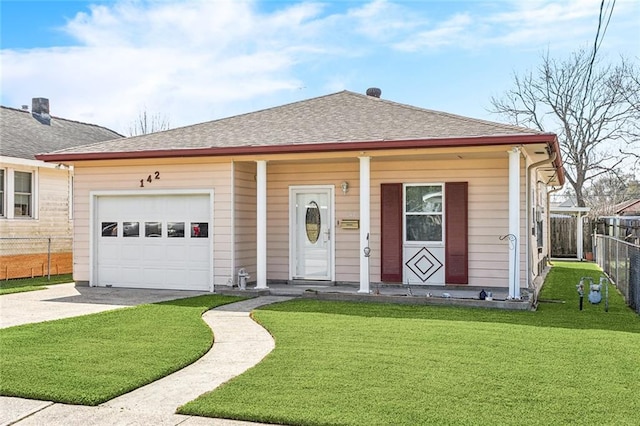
0,287 -> 292,426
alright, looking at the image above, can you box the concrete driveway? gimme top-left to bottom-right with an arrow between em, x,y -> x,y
0,283 -> 210,329
0,283 -> 290,425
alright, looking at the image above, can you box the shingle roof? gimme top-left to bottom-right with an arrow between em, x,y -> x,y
614,198 -> 640,215
0,105 -> 122,160
45,90 -> 542,156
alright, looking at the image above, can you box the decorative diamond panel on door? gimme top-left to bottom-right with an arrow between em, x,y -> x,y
403,246 -> 445,285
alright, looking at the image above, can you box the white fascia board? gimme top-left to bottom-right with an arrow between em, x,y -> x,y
1,155 -> 63,170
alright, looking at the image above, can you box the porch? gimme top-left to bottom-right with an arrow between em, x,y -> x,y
215,281 -> 533,311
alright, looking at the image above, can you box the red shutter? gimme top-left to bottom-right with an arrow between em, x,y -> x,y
445,182 -> 468,284
381,183 -> 403,282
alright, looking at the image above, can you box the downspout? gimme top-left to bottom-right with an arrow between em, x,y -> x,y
547,185 -> 563,259
526,152 -> 557,293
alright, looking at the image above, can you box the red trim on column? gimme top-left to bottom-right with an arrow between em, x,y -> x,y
445,182 -> 468,284
381,183 -> 403,282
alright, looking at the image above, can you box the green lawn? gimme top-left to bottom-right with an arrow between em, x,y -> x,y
0,274 -> 74,295
0,294 -> 244,405
180,262 -> 640,425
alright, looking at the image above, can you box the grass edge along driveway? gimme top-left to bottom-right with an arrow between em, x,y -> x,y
0,294 -> 244,405
179,262 -> 640,426
0,274 -> 74,295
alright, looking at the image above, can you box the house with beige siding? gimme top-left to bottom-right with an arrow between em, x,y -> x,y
0,98 -> 122,279
37,90 -> 564,299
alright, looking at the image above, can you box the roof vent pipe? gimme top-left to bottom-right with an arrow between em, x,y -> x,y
32,97 -> 51,125
366,87 -> 381,98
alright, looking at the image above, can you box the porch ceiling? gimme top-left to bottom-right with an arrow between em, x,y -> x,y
235,143 -> 550,165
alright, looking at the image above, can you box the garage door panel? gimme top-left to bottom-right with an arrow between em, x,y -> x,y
99,267 -> 121,283
142,244 -> 166,261
166,244 -> 189,262
165,199 -> 191,217
143,268 -> 166,285
121,245 -> 143,261
187,245 -> 210,262
100,243 -> 121,261
96,193 -> 212,291
188,270 -> 211,290
163,269 -> 188,287
120,266 -> 143,284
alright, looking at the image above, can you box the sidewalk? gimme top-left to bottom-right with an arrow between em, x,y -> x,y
0,294 -> 292,426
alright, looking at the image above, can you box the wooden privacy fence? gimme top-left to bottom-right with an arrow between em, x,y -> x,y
0,237 -> 73,280
550,216 -> 593,258
595,217 -> 640,244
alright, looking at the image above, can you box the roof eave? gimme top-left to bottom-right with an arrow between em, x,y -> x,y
36,133 -> 564,185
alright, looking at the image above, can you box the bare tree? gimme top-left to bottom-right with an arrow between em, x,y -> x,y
620,64 -> 640,166
128,110 -> 171,136
490,49 -> 640,207
584,172 -> 640,217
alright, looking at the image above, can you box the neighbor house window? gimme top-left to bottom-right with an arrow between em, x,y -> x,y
536,220 -> 544,248
0,169 -> 5,217
404,184 -> 443,242
14,171 -> 33,217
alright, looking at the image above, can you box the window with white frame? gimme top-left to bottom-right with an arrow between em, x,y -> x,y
404,184 -> 443,242
0,169 -> 5,217
14,171 -> 33,217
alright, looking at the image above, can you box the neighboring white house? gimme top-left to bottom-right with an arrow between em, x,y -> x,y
38,90 -> 565,299
550,197 -> 591,260
0,98 -> 122,279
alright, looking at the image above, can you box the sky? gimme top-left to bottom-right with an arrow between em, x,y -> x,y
1,0 -> 638,136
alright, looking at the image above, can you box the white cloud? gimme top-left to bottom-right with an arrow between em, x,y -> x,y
1,0 -> 636,135
347,0 -> 424,41
393,13 -> 473,51
1,0 -> 325,134
391,0 -> 637,52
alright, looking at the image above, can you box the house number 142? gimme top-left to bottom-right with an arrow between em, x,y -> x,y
140,171 -> 160,187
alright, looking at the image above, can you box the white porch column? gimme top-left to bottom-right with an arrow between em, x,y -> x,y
256,160 -> 268,289
359,156 -> 371,294
508,147 -> 521,299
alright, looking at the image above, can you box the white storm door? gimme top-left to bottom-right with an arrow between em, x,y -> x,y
290,187 -> 333,280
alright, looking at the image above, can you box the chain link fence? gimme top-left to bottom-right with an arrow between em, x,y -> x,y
0,237 -> 73,281
594,234 -> 640,314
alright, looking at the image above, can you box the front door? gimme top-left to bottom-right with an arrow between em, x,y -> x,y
290,187 -> 333,280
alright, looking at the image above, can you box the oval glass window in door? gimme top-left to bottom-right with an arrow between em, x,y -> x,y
305,201 -> 321,243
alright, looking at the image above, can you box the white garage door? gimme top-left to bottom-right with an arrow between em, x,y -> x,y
95,193 -> 212,291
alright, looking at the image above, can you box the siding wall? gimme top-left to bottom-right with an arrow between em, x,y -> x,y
264,156 -> 526,288
0,164 -> 73,279
0,165 -> 72,238
72,160 -> 233,285
266,160 -> 361,282
529,164 -> 552,278
371,157 -> 525,288
69,150 -> 535,290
